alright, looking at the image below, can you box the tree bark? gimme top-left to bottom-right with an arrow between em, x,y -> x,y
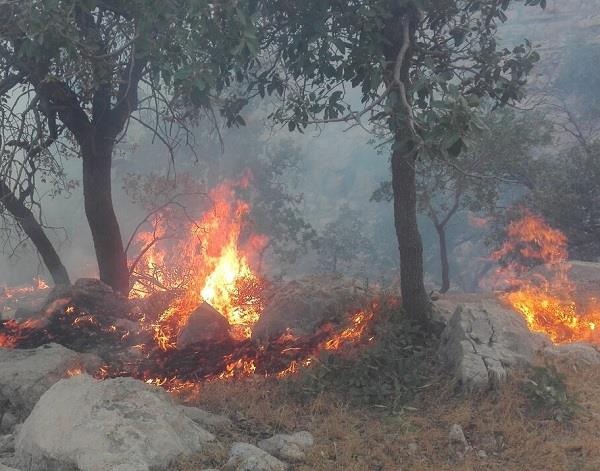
0,181 -> 70,285
81,138 -> 129,294
435,223 -> 450,293
391,146 -> 431,326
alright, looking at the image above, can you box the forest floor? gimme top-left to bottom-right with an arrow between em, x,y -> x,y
174,353 -> 600,471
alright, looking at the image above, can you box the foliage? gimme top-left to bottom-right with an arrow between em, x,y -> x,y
520,141 -> 600,261
316,205 -> 372,275
284,299 -> 435,411
523,364 -> 579,422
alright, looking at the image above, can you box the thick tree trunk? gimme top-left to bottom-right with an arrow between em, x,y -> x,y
436,224 -> 450,293
0,181 -> 70,285
81,139 -> 129,294
391,146 -> 431,326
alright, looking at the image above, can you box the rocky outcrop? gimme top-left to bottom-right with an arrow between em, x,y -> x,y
15,375 -> 214,471
0,344 -> 101,420
178,405 -> 233,432
440,300 -> 550,391
224,443 -> 287,471
252,275 -> 369,341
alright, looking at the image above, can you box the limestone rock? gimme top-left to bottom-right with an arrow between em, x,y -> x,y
0,344 -> 101,419
225,443 -> 287,471
179,405 -> 233,432
15,375 -> 214,471
252,274 -> 369,340
177,302 -> 232,349
440,300 -> 549,391
257,432 -> 313,462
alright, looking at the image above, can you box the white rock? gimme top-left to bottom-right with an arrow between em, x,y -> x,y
257,431 -> 314,462
16,375 -> 214,471
0,344 -> 101,419
449,424 -> 467,448
225,442 -> 287,471
440,301 -> 549,391
179,405 -> 233,431
544,342 -> 600,365
407,442 -> 418,454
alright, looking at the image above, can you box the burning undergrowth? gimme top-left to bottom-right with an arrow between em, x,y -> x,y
0,177 -> 379,394
491,210 -> 600,344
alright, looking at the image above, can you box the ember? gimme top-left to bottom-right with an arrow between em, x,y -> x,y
492,211 -> 600,344
0,177 -> 378,394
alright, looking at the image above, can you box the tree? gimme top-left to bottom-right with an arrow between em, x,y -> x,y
0,0 -> 259,293
0,72 -> 73,285
256,0 -> 544,327
317,205 -> 371,274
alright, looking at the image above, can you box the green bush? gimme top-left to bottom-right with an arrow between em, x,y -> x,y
523,364 -> 579,422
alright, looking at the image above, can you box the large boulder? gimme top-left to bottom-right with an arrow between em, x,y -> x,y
252,275 -> 369,341
15,375 -> 214,471
224,443 -> 287,471
440,300 -> 550,391
177,302 -> 232,349
0,344 -> 101,420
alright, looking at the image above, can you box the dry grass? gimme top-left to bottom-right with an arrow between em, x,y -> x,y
174,357 -> 600,471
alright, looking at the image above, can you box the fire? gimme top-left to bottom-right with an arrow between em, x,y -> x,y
131,176 -> 268,345
0,175 -> 379,394
492,211 -> 600,344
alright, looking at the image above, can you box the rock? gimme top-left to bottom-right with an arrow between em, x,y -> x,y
252,274 -> 369,340
257,431 -> 313,462
179,405 -> 233,432
0,286 -> 50,322
544,342 -> 600,365
0,435 -> 13,454
16,374 -> 214,471
440,300 -> 549,391
0,464 -> 20,471
407,442 -> 418,455
177,302 -> 232,349
225,443 -> 287,471
477,449 -> 488,459
43,278 -> 132,321
0,413 -> 16,434
0,344 -> 101,419
449,424 -> 467,447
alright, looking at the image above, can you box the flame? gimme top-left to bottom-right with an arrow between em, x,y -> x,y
492,211 -> 600,344
0,175 -> 379,394
131,176 -> 268,346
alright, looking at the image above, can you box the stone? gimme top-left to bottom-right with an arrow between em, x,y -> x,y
477,449 -> 488,459
0,413 -> 16,434
0,464 -> 20,471
0,344 -> 101,419
439,300 -> 549,391
42,278 -> 132,321
407,442 -> 418,455
177,302 -> 232,349
224,443 -> 287,471
257,431 -> 313,462
252,274 -> 369,340
449,424 -> 467,448
544,342 -> 600,365
179,405 -> 233,432
15,374 -> 214,471
0,435 -> 13,454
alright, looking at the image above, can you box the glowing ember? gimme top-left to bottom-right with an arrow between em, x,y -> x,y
492,211 -> 600,344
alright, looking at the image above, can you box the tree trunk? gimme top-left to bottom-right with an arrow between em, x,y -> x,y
391,146 -> 431,326
436,223 -> 450,293
81,139 -> 129,294
0,181 -> 70,285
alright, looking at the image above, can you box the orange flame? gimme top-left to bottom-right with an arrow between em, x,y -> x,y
493,212 -> 600,344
